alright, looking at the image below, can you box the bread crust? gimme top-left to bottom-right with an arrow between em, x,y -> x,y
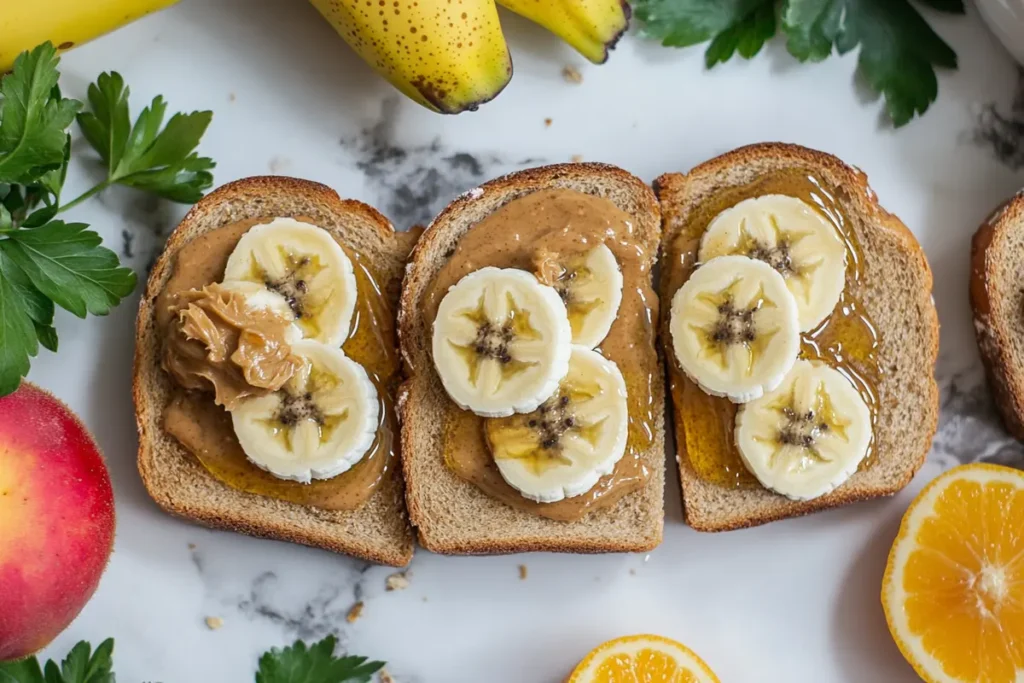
656,143 -> 940,532
398,163 -> 666,554
970,192 -> 1024,440
134,176 -> 414,566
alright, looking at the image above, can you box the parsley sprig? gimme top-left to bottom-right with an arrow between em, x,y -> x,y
0,42 -> 215,395
632,0 -> 965,126
0,636 -> 386,683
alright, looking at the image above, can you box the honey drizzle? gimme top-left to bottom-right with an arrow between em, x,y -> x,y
666,172 -> 881,489
163,220 -> 399,512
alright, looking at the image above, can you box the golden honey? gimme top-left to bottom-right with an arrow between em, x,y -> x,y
160,219 -> 399,511
664,172 -> 881,489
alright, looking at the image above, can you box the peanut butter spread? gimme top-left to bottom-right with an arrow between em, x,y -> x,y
661,171 -> 881,489
158,217 -> 399,511
163,283 -> 303,410
423,189 -> 659,522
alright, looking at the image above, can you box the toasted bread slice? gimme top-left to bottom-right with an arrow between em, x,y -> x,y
399,163 -> 665,554
971,192 -> 1024,440
656,143 -> 939,532
134,176 -> 416,566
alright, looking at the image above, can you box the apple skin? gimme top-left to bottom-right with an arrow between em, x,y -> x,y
0,382 -> 115,662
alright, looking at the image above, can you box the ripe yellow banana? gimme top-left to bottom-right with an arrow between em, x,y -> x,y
497,0 -> 630,64
310,0 -> 513,114
0,0 -> 179,72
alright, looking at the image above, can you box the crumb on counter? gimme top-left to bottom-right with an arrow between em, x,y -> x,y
228,92 -> 236,102
379,668 -> 395,683
545,118 -> 553,127
518,564 -> 528,580
562,66 -> 583,84
188,543 -> 196,550
386,571 -> 410,591
204,616 -> 223,631
571,154 -> 584,163
347,601 -> 365,623
629,568 -> 637,576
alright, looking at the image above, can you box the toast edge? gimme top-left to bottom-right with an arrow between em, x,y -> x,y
133,175 -> 414,567
398,163 -> 667,554
970,192 -> 1024,441
656,143 -> 940,532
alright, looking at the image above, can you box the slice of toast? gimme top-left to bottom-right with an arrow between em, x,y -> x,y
134,176 -> 416,566
399,163 -> 665,554
656,143 -> 939,532
971,192 -> 1024,440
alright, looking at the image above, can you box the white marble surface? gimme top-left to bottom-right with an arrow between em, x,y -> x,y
28,1 -> 1024,681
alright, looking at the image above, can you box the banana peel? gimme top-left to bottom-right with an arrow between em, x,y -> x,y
0,0 -> 179,72
497,0 -> 631,64
311,0 -> 513,114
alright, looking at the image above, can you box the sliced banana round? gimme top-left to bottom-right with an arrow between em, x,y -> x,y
432,267 -> 572,417
535,244 -> 623,348
231,340 -> 379,483
670,254 -> 800,403
485,346 -> 628,503
223,217 -> 357,347
699,194 -> 847,331
735,359 -> 872,501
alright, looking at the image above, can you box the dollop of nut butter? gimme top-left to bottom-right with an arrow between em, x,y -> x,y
163,283 -> 303,410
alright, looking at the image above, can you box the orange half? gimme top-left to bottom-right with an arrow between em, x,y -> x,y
567,634 -> 720,683
883,463 -> 1024,682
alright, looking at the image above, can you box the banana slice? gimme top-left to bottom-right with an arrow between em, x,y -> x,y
485,346 -> 628,503
432,267 -> 572,417
231,340 -> 379,483
669,254 -> 800,403
535,244 -> 623,348
735,359 -> 872,500
699,194 -> 847,331
223,217 -> 357,347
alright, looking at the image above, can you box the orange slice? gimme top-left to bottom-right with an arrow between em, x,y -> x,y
567,634 -> 720,683
882,463 -> 1024,683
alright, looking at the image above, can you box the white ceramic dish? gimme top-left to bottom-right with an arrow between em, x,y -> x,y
977,0 -> 1024,64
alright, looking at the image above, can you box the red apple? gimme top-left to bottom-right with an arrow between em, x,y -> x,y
0,382 -> 115,661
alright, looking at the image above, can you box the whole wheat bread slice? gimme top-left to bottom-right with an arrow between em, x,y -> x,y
656,143 -> 939,532
399,163 -> 665,554
971,192 -> 1024,440
134,176 -> 415,566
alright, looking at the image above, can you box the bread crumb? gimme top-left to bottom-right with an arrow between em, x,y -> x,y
379,668 -> 395,683
562,66 -> 583,84
422,596 -> 429,603
205,616 -> 223,630
570,154 -> 584,163
228,93 -> 236,102
347,601 -> 364,623
518,564 -> 528,580
629,568 -> 637,576
188,543 -> 196,550
386,571 -> 410,591
544,118 -> 553,127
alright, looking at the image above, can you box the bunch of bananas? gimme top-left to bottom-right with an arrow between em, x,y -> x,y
2,0 -> 629,114
311,0 -> 631,113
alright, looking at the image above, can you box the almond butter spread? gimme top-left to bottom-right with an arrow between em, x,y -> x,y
163,283 -> 303,410
423,189 -> 659,522
157,217 -> 399,511
661,171 -> 881,490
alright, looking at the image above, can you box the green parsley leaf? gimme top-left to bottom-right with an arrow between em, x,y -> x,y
0,640 -> 115,683
77,77 -> 215,203
634,0 -> 773,52
634,0 -> 964,126
782,0 -> 962,125
0,42 -> 80,184
0,247 -> 43,395
255,636 -> 385,683
0,657 -> 43,683
2,220 -> 137,318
